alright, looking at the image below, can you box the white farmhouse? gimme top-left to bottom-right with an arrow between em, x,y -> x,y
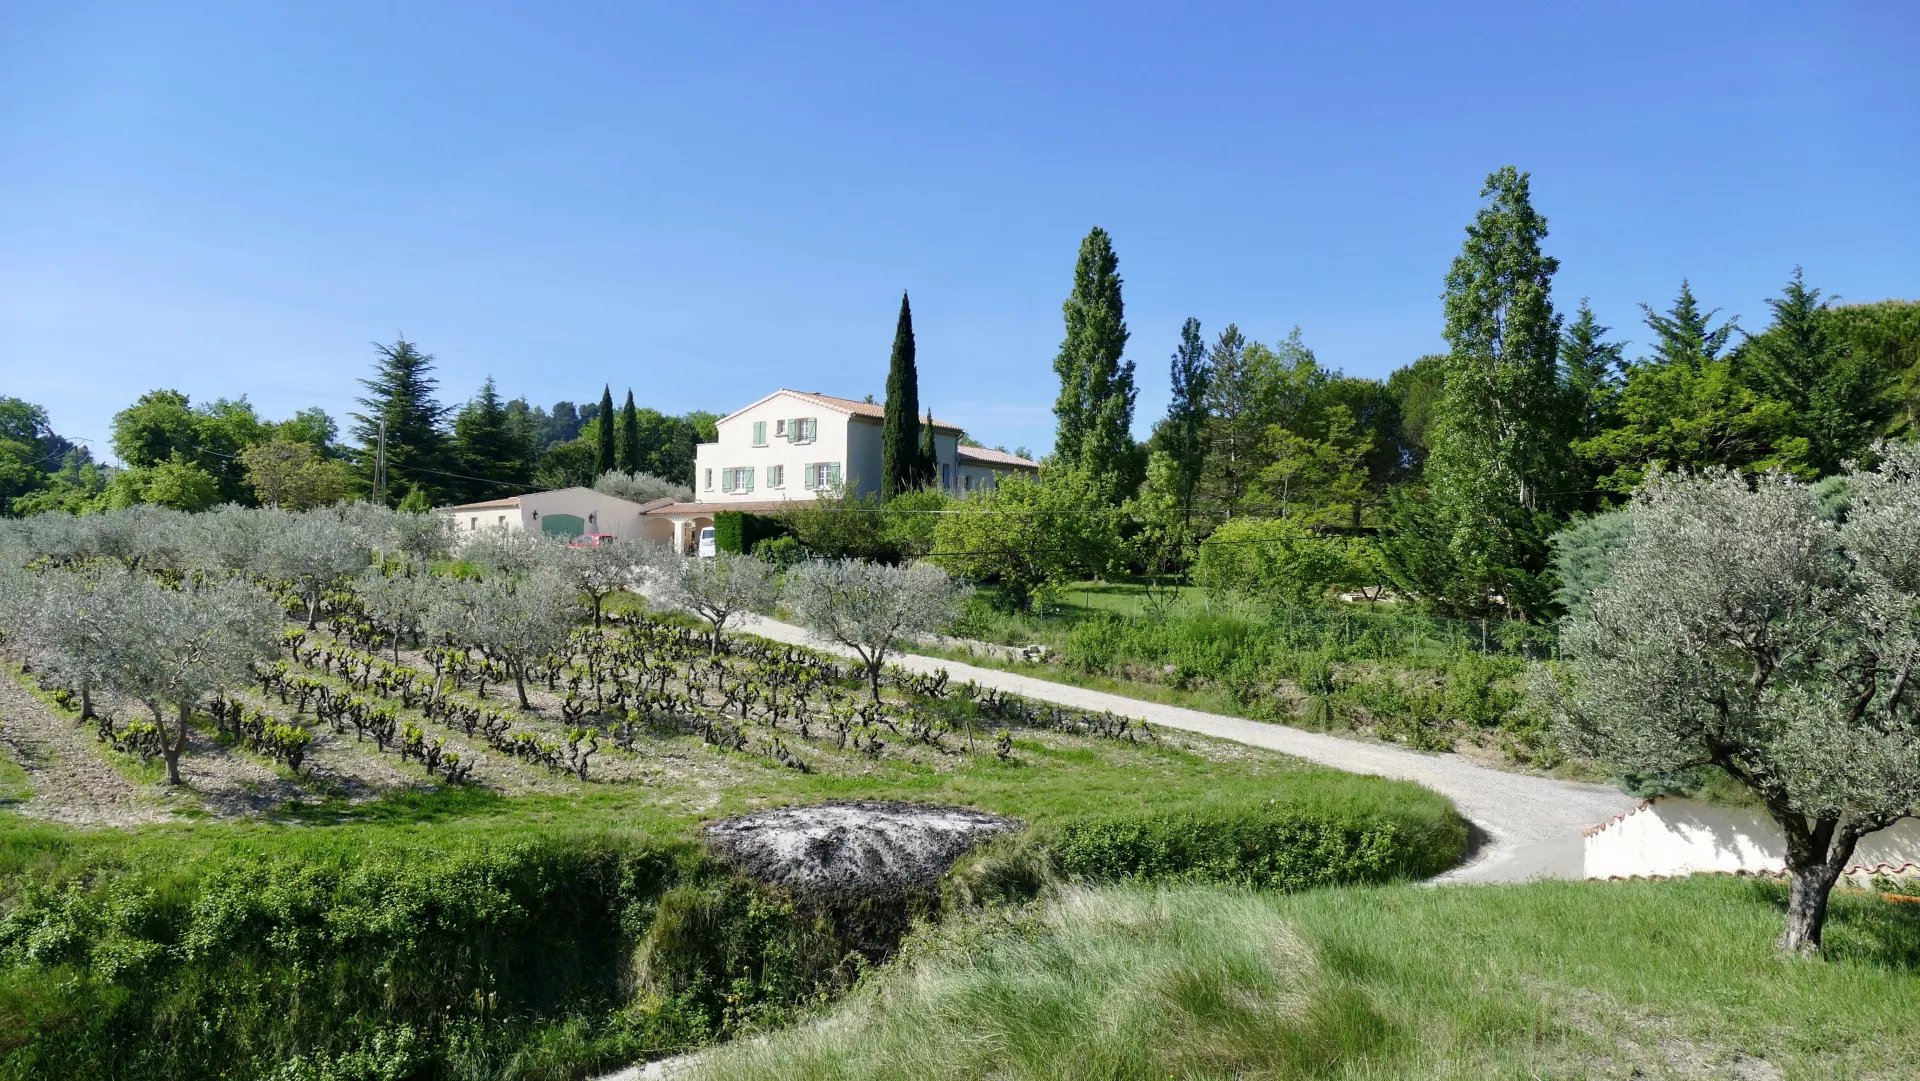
650,389 -> 1038,550
437,487 -> 674,542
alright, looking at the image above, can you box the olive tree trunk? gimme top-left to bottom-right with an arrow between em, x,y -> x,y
1777,816 -> 1859,956
162,701 -> 191,786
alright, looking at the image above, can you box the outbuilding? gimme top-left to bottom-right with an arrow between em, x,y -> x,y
436,487 -> 677,544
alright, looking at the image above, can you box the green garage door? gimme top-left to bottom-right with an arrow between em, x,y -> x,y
540,513 -> 585,539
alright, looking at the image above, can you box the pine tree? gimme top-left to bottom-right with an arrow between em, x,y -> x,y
350,337 -> 451,504
1560,300 -> 1627,508
1197,325 -> 1263,519
452,377 -> 531,501
1162,317 -> 1212,528
1421,166 -> 1567,618
1642,279 -> 1737,367
1739,268 -> 1896,475
595,385 -> 616,478
1052,227 -> 1135,502
618,390 -> 641,474
919,407 -> 938,488
882,291 -> 922,497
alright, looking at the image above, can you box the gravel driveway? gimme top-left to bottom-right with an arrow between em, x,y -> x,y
733,612 -> 1634,884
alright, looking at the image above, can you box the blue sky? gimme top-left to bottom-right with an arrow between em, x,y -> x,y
3,2 -> 1916,463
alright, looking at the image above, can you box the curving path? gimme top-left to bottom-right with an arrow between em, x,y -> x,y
733,612 -> 1635,884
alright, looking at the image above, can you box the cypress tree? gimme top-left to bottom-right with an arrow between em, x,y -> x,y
618,389 -> 641,474
350,337 -> 452,504
595,385 -> 616,479
919,407 -> 938,488
881,291 -> 922,497
1052,227 -> 1135,502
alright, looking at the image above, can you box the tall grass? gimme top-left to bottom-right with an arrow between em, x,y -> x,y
682,877 -> 1920,1080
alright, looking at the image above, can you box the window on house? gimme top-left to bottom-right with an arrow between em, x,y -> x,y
802,462 -> 840,490
789,417 -> 816,443
704,468 -> 713,490
469,517 -> 478,530
775,419 -> 787,438
766,464 -> 784,488
751,420 -> 767,446
963,474 -> 973,492
497,515 -> 506,526
722,467 -> 755,493
940,463 -> 951,489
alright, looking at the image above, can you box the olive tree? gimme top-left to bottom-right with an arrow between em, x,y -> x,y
784,558 -> 970,702
17,568 -> 121,720
259,511 -> 373,627
554,538 -> 636,627
1545,454 -> 1920,955
651,550 -> 777,653
425,567 -> 581,708
97,576 -> 282,785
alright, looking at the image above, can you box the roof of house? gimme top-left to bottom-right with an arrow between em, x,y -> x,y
646,499 -> 815,516
439,490 -> 684,514
719,389 -> 966,433
958,445 -> 1040,469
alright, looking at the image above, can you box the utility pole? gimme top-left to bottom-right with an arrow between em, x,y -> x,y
374,418 -> 388,504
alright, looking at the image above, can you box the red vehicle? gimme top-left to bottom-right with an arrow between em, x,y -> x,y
568,532 -> 617,549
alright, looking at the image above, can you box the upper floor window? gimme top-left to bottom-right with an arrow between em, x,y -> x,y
751,420 -> 768,446
788,417 -> 817,443
766,464 -> 784,488
721,466 -> 756,493
775,418 -> 787,438
940,463 -> 951,489
703,468 -> 713,490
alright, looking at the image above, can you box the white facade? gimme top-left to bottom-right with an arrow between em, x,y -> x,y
691,389 -> 1035,503
437,487 -> 671,543
1583,797 -> 1920,882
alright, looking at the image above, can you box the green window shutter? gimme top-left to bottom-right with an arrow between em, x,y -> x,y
745,468 -> 754,492
802,463 -> 815,490
752,420 -> 766,445
828,462 -> 841,486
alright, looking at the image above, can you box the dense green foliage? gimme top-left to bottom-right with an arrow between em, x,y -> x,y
710,511 -> 789,555
1050,227 -> 1137,503
880,291 -> 927,496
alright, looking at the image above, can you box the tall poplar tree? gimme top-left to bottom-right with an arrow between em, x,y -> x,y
1052,227 -> 1136,502
350,337 -> 452,504
1161,317 -> 1211,528
618,390 -> 641,474
881,291 -> 923,496
595,385 -> 616,478
1420,166 -> 1567,617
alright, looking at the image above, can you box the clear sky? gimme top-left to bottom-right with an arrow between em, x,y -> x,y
4,2 -> 1916,464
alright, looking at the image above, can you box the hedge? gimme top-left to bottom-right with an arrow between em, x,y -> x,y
712,511 -> 790,555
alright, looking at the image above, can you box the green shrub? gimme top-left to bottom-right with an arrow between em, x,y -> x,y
0,826 -> 841,1081
713,512 -> 789,555
752,535 -> 805,568
1045,799 -> 1462,890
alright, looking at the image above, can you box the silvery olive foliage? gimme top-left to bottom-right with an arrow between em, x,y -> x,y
258,511 -> 375,627
554,537 -> 638,626
92,574 -> 281,784
651,550 -> 778,652
783,558 -> 971,702
459,527 -> 554,577
1546,449 -> 1920,954
593,469 -> 692,505
424,565 -> 582,708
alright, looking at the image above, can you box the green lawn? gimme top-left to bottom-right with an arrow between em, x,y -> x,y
684,875 -> 1920,1080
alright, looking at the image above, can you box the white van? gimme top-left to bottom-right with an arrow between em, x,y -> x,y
697,526 -> 716,558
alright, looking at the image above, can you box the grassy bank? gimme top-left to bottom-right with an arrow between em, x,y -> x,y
684,876 -> 1920,1080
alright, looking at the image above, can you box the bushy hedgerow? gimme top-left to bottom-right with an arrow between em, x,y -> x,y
0,824 -> 851,1081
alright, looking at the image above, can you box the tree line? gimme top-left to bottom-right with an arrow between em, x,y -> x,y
0,344 -> 720,515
